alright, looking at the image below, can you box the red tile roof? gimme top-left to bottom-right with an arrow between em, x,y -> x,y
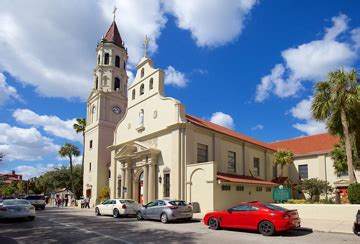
269,133 -> 340,156
217,172 -> 279,186
271,177 -> 288,185
104,21 -> 123,47
186,114 -> 274,151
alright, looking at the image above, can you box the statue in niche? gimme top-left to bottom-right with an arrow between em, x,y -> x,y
137,109 -> 144,128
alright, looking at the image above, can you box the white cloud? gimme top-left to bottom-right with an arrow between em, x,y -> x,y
256,64 -> 302,102
0,73 -> 22,105
15,164 -> 61,180
289,96 -> 313,120
0,0 -> 166,100
0,123 -> 60,161
210,112 -> 235,130
163,0 -> 257,47
12,109 -> 82,142
256,14 -> 358,102
164,66 -> 188,88
351,28 -> 360,50
290,97 -> 326,135
251,124 -> 264,131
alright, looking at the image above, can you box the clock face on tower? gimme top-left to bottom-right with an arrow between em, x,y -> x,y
112,106 -> 121,114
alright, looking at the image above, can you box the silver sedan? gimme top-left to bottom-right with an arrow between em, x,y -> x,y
136,200 -> 193,223
0,199 -> 35,220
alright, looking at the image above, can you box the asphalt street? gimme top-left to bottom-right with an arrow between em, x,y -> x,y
0,207 -> 359,243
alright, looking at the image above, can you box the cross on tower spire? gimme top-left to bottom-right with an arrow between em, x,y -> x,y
112,6 -> 117,21
143,35 -> 150,57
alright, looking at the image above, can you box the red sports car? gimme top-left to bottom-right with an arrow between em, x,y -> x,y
203,201 -> 300,236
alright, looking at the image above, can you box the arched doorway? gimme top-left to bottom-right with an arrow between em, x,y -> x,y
138,171 -> 144,204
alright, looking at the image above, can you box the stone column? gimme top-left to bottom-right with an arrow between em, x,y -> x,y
143,164 -> 149,204
125,160 -> 132,199
120,163 -> 125,198
148,162 -> 156,202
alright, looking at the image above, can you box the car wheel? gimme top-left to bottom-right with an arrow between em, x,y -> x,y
160,213 -> 168,224
259,221 -> 275,236
95,207 -> 101,216
28,216 -> 35,221
136,211 -> 143,221
113,208 -> 120,218
208,217 -> 220,230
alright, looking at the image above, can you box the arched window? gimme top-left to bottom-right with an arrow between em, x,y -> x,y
104,53 -> 110,65
132,89 -> 136,100
114,78 -> 120,91
140,84 -> 144,95
115,56 -> 120,68
95,77 -> 98,89
97,55 -> 101,64
149,78 -> 154,90
141,68 -> 144,78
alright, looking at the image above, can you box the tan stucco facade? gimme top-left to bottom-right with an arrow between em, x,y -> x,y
83,21 -> 284,212
289,153 -> 360,193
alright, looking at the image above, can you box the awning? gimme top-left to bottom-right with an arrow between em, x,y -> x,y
217,172 -> 279,186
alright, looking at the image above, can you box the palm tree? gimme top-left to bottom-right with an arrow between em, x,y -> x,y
312,69 -> 360,183
59,143 -> 80,196
273,149 -> 294,180
73,118 -> 86,174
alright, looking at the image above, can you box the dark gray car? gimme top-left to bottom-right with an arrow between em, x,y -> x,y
136,200 -> 193,223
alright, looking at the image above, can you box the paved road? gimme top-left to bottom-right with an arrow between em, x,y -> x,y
0,207 -> 359,243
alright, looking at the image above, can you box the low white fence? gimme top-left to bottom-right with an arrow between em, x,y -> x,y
276,204 -> 360,221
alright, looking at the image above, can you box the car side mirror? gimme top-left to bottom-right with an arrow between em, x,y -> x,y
227,208 -> 233,213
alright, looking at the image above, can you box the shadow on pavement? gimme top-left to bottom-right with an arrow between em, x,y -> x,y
219,227 -> 313,237
0,208 -> 200,243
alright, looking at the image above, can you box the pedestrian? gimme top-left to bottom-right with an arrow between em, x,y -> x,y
64,194 -> 68,207
55,195 -> 61,208
85,197 -> 90,208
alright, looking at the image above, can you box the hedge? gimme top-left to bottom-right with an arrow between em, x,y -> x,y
348,183 -> 360,204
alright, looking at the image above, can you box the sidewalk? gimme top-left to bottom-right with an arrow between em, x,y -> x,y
193,213 -> 354,234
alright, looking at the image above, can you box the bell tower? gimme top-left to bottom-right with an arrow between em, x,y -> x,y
83,10 -> 128,206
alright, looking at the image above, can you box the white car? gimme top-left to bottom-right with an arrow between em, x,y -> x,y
95,199 -> 140,218
0,199 -> 35,220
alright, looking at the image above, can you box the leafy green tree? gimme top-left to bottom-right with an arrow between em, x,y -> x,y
17,181 -> 27,195
348,183 -> 360,204
73,118 -> 86,175
296,178 -> 333,201
59,143 -> 80,197
273,149 -> 294,179
312,69 -> 360,183
331,141 -> 360,177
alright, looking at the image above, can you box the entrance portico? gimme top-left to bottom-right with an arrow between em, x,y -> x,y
114,141 -> 160,204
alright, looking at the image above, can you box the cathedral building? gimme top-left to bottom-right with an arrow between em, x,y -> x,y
83,19 -> 283,212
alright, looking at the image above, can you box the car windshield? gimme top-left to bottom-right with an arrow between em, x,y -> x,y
3,200 -> 30,205
169,201 -> 188,206
260,203 -> 288,212
26,195 -> 44,200
120,200 -> 136,204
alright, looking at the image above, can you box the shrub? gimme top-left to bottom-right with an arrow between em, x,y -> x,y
99,186 -> 110,203
348,183 -> 360,204
296,178 -> 333,200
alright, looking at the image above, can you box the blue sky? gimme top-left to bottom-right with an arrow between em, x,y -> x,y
0,0 -> 359,179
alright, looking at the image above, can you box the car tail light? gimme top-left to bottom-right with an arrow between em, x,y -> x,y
122,204 -> 127,209
188,205 -> 192,210
283,213 -> 290,220
0,207 -> 7,211
167,206 -> 178,209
